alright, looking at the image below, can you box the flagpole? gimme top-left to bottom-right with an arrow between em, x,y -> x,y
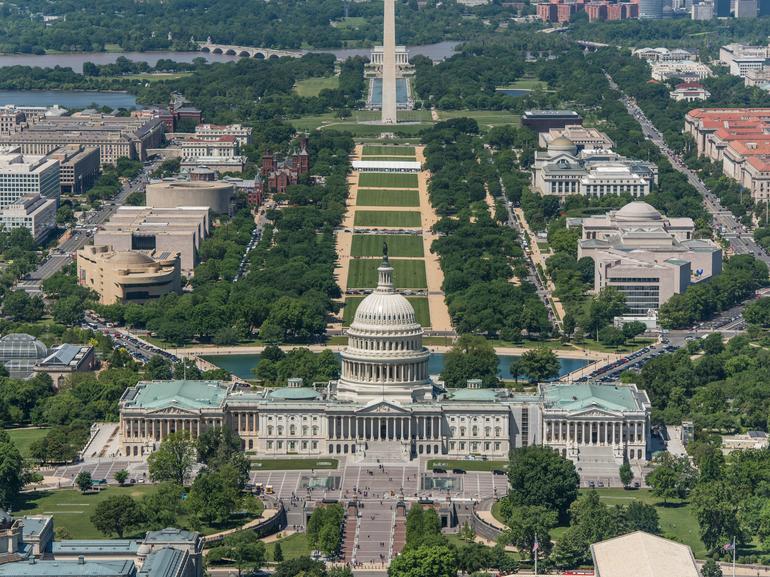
732,536 -> 736,577
534,533 -> 538,577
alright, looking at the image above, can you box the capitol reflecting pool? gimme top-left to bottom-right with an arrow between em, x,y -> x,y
201,352 -> 589,381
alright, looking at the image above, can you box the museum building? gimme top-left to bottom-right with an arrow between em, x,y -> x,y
119,255 -> 651,464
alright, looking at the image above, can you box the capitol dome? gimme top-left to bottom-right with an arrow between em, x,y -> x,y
615,201 -> 662,222
336,249 -> 432,404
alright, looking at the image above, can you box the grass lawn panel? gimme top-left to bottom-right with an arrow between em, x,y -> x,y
294,76 -> 339,97
354,210 -> 421,227
356,189 -> 420,207
362,145 -> 416,156
15,487 -> 158,539
358,173 -> 419,189
250,458 -> 338,470
351,234 -> 424,257
265,532 -> 310,561
344,297 -> 430,326
359,156 -> 418,162
347,259 -> 427,288
426,459 -> 508,472
7,428 -> 48,457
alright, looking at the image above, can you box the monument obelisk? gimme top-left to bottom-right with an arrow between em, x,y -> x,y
381,0 -> 397,124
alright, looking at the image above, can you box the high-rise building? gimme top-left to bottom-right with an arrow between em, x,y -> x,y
691,1 -> 715,18
734,0 -> 758,16
0,147 -> 59,208
639,0 -> 665,17
715,0 -> 731,16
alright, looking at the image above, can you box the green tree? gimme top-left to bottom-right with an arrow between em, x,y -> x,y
75,471 -> 93,492
273,541 -> 284,562
500,505 -> 557,559
147,432 -> 196,486
440,334 -> 500,388
90,494 -> 143,537
701,558 -> 723,577
141,482 -> 186,530
145,355 -> 172,380
114,469 -> 129,486
208,530 -> 266,577
187,464 -> 242,526
0,434 -> 24,506
517,347 -> 560,383
2,290 -> 44,322
599,326 -> 626,347
692,481 -> 743,551
52,294 -> 87,325
645,453 -> 697,504
625,501 -> 660,534
619,461 -> 634,488
621,320 -> 647,342
387,545 -> 458,577
507,446 -> 579,520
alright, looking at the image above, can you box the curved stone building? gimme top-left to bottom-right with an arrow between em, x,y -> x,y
146,179 -> 234,214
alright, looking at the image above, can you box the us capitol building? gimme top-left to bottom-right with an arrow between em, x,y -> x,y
119,255 -> 651,465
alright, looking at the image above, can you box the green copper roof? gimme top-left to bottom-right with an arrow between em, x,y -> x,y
543,383 -> 639,412
268,387 -> 321,401
446,388 -> 502,402
128,380 -> 229,411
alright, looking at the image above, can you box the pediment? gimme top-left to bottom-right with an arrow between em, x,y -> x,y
356,401 -> 410,415
147,405 -> 198,416
567,404 -> 622,418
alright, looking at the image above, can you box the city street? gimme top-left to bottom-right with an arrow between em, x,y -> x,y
606,72 -> 770,267
17,161 -> 158,293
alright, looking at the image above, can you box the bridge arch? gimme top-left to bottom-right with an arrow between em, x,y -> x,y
200,46 -> 211,53
238,50 -> 251,57
225,49 -> 237,55
212,47 -> 223,54
253,52 -> 266,59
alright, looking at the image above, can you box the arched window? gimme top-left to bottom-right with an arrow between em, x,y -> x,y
267,426 -> 274,435
289,425 -> 296,436
472,426 -> 478,436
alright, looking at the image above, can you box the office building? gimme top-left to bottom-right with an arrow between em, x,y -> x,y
0,194 -> 57,241
633,47 -> 695,62
734,0 -> 758,16
744,67 -> 770,86
193,124 -> 252,146
0,147 -> 59,207
715,0 -> 731,14
649,61 -> 712,81
146,179 -> 234,214
685,108 -> 770,201
669,82 -> 711,101
691,2 -> 714,18
569,202 -> 722,314
521,110 -> 583,132
45,145 -> 100,194
179,136 -> 238,159
531,136 -> 657,198
77,245 -> 182,305
719,43 -> 769,77
0,115 -> 164,165
639,0 -> 665,18
94,207 -> 209,275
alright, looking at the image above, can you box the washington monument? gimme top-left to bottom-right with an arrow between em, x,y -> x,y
381,0 -> 398,124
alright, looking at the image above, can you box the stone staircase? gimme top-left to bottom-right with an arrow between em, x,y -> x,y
341,502 -> 359,564
390,501 -> 407,559
354,440 -> 410,465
